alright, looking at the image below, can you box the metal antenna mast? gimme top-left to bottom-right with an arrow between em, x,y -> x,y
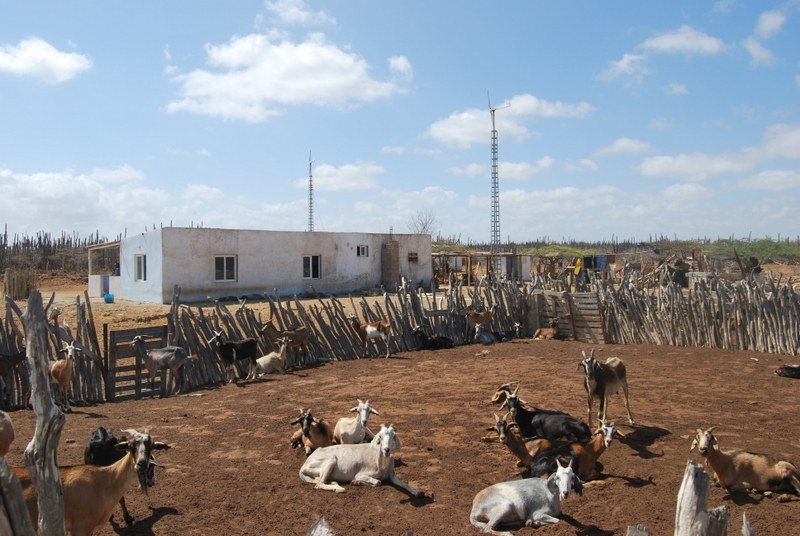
488,92 -> 509,270
307,150 -> 314,232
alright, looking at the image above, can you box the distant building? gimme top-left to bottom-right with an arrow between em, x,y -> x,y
88,227 -> 432,304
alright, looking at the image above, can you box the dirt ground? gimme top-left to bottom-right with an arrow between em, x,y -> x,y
5,338 -> 800,535
3,268 -> 800,535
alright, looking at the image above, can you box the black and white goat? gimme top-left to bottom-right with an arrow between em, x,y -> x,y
208,330 -> 260,382
493,383 -> 591,443
412,325 -> 454,350
576,348 -> 634,428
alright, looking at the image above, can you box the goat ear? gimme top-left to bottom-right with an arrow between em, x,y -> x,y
689,438 -> 697,452
369,407 -> 380,416
290,418 -> 300,425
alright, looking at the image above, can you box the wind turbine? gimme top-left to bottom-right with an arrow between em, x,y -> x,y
488,92 -> 510,273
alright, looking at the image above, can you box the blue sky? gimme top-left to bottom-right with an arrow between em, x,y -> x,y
1,1 -> 798,243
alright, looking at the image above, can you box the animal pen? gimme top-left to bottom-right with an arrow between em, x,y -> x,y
1,272 -> 798,409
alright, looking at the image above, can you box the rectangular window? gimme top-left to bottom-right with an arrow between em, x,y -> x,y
135,254 -> 147,281
408,252 -> 419,263
215,255 -> 237,281
303,255 -> 321,279
356,245 -> 369,257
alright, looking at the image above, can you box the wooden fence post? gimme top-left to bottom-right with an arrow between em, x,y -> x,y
674,460 -> 729,536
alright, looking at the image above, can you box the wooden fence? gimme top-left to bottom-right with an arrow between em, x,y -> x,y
2,273 -> 797,410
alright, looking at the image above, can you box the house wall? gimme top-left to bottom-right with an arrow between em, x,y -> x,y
119,231 -> 164,303
140,228 -> 432,304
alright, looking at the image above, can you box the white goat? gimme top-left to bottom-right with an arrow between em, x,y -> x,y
130,335 -> 191,395
299,424 -> 423,497
470,458 -> 582,535
576,348 -> 634,427
254,337 -> 290,376
334,399 -> 379,444
690,426 -> 800,494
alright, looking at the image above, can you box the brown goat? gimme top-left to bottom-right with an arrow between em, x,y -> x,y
532,320 -> 560,340
49,342 -> 80,412
348,315 -> 392,358
465,305 -> 497,341
260,320 -> 310,367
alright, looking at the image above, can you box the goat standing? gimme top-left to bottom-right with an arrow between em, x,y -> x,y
576,348 -> 634,427
130,335 -> 191,395
260,320 -> 310,368
208,330 -> 260,382
348,314 -> 392,358
49,341 -> 80,412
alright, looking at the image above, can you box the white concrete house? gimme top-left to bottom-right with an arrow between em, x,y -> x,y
90,227 -> 432,304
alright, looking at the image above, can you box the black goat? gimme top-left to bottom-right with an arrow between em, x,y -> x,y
492,382 -> 591,442
576,348 -> 634,427
0,348 -> 26,378
412,325 -> 454,350
491,322 -> 521,343
208,330 -> 260,382
84,426 -> 153,526
529,410 -> 592,443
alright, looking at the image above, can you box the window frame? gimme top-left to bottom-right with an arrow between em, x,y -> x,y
303,254 -> 321,279
214,255 -> 237,282
134,254 -> 147,281
356,245 -> 369,257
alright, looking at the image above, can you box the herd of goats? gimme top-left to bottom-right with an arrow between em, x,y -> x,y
1,305 -> 800,535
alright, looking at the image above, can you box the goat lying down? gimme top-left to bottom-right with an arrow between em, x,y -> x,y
299,424 -> 423,497
690,426 -> 800,495
470,458 -> 582,535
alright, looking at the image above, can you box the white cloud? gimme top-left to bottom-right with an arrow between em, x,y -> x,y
737,169 -> 800,191
388,55 -> 413,81
666,82 -> 687,95
0,38 -> 92,83
639,25 -> 726,55
167,33 -> 408,122
425,93 -> 592,148
597,53 -> 648,83
564,159 -> 598,172
500,158 -> 554,180
295,161 -> 384,191
661,183 -> 712,203
742,37 -> 775,66
381,146 -> 406,155
448,163 -> 486,176
636,124 -> 800,181
264,0 -> 336,26
636,152 -> 754,181
755,10 -> 786,39
596,137 -> 653,156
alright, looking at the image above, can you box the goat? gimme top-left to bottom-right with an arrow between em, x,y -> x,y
465,304 -> 497,341
348,314 -> 391,358
299,423 -> 423,497
493,383 -> 591,443
207,330 -> 260,382
529,421 -> 620,480
532,319 -> 560,340
412,325 -> 453,350
492,322 -> 521,343
0,410 -> 14,457
254,337 -> 290,376
690,426 -> 800,495
488,413 -> 553,475
0,348 -> 26,378
334,399 -> 379,444
775,364 -> 800,379
474,323 -> 496,346
49,341 -> 80,412
576,348 -> 634,427
290,408 -> 335,455
470,457 -> 582,534
14,428 -> 170,535
130,335 -> 190,395
83,426 -> 143,525
260,320 -> 310,368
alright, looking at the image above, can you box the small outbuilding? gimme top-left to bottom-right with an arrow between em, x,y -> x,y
88,227 -> 432,304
